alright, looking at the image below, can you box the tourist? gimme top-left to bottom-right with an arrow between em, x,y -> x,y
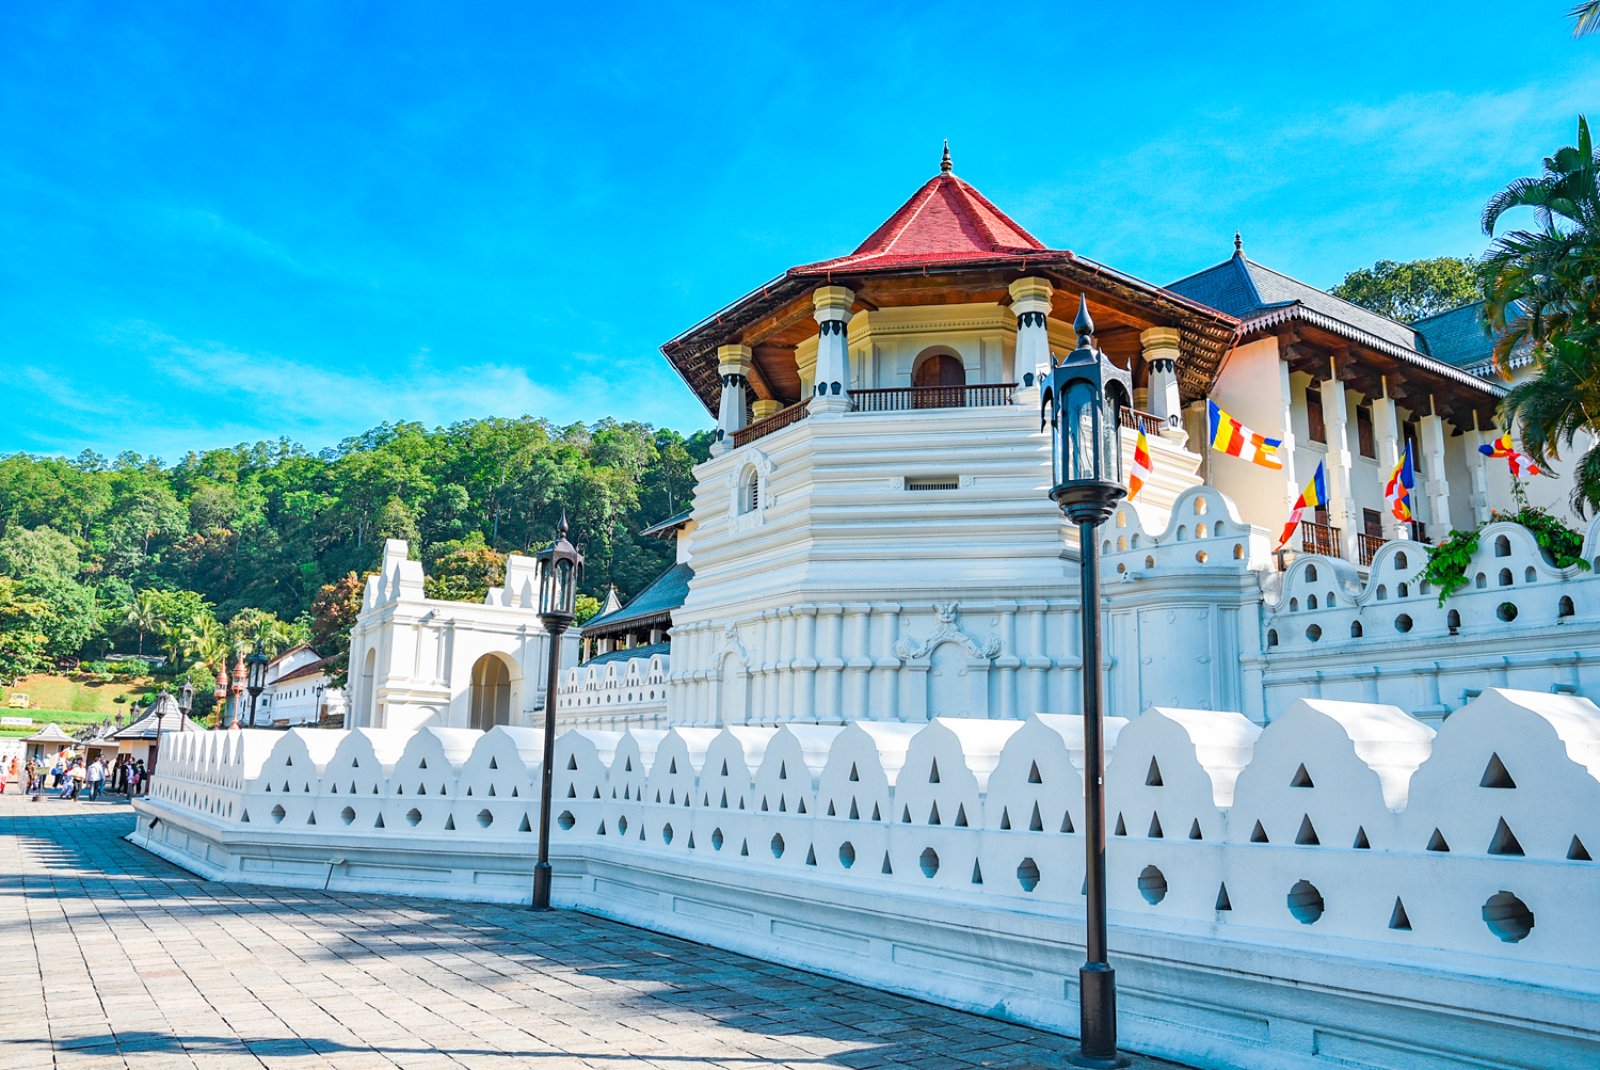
86,757 -> 104,801
113,755 -> 128,794
48,758 -> 62,791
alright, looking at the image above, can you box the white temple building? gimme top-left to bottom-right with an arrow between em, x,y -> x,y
349,149 -> 1599,733
138,151 -> 1600,1070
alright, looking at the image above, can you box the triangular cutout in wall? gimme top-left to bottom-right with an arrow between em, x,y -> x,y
1290,763 -> 1313,788
1145,758 -> 1163,787
1028,761 -> 1042,784
1188,819 -> 1203,841
1250,821 -> 1269,843
1480,753 -> 1516,789
1215,883 -> 1232,911
971,860 -> 983,885
1488,817 -> 1524,856
955,804 -> 968,828
1570,836 -> 1592,861
1030,803 -> 1045,832
1426,828 -> 1450,852
1389,898 -> 1412,931
1148,813 -> 1164,839
1114,813 -> 1127,837
1295,815 -> 1320,846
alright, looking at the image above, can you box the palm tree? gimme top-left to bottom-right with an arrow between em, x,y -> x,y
182,616 -> 228,678
1573,3 -> 1600,37
125,590 -> 165,657
1500,336 -> 1600,515
1480,115 -> 1600,369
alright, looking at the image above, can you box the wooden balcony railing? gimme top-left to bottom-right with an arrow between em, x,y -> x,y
731,401 -> 810,448
1119,407 -> 1168,435
850,383 -> 1017,413
1356,532 -> 1387,568
1299,520 -> 1341,558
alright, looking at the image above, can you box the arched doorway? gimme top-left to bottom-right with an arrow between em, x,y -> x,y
913,353 -> 966,408
362,648 -> 378,726
469,653 -> 516,730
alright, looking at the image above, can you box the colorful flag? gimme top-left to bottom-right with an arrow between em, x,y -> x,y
1208,401 -> 1283,470
1384,441 -> 1416,522
1479,431 -> 1543,477
1128,429 -> 1152,500
1277,461 -> 1328,551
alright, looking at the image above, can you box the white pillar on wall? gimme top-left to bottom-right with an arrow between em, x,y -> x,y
1467,415 -> 1493,523
1320,362 -> 1360,561
1276,362 -> 1301,512
810,286 -> 855,415
1374,384 -> 1403,540
1140,327 -> 1182,425
1421,408 -> 1451,536
710,344 -> 752,456
1008,276 -> 1054,382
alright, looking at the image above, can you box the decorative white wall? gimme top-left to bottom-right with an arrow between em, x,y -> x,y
133,687 -> 1600,1070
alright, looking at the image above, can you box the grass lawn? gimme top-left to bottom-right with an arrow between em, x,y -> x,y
0,673 -> 157,738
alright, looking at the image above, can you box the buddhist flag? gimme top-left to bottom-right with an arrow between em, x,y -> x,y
1208,401 -> 1283,470
1277,461 -> 1328,551
1479,431 -> 1543,478
1384,441 -> 1416,522
1128,429 -> 1152,500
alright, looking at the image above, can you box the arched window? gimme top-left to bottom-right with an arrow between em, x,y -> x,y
738,467 -> 760,515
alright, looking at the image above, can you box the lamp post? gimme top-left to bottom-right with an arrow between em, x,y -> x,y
531,513 -> 583,910
245,644 -> 269,727
314,683 -> 326,724
1041,295 -> 1132,1069
179,679 -> 194,719
213,668 -> 228,730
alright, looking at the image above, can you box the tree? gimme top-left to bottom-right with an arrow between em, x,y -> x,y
1329,257 -> 1483,323
1499,337 -> 1600,515
424,533 -> 507,603
225,608 -> 303,659
126,589 -> 166,656
1479,115 -> 1600,512
309,572 -> 365,683
1480,115 -> 1600,369
0,526 -> 81,582
0,577 -> 50,681
1573,2 -> 1600,37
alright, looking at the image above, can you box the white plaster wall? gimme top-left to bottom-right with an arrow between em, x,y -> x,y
134,688 -> 1600,1070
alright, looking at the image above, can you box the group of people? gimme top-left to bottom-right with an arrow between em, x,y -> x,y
0,753 -> 149,800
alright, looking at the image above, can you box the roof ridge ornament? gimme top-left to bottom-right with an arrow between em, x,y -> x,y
940,139 -> 952,175
1234,230 -> 1243,256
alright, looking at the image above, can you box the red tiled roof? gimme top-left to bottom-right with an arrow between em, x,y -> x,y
793,171 -> 1048,274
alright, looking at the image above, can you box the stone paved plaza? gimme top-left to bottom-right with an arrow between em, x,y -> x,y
0,790 -> 1186,1070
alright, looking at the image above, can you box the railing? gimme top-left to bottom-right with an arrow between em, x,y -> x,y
849,383 -> 1017,413
1299,520 -> 1341,557
1357,532 -> 1387,568
732,402 -> 811,448
1119,407 -> 1167,435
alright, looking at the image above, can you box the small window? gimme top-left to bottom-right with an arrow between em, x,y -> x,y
1363,510 -> 1383,539
738,470 -> 760,514
1356,403 -> 1375,459
1305,386 -> 1326,443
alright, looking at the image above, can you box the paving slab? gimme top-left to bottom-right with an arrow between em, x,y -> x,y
1,791 -> 1191,1069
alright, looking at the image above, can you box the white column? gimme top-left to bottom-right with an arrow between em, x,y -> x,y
710,344 -> 752,456
1421,407 -> 1451,534
1319,363 -> 1359,561
1140,327 -> 1182,426
869,603 -> 900,721
1276,361 -> 1300,507
793,607 -> 818,719
1009,276 -> 1054,386
809,285 -> 855,415
842,603 -> 872,719
1467,414 -> 1492,523
815,604 -> 843,720
1374,383 -> 1403,540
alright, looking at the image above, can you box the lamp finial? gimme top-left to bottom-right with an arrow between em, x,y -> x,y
1074,294 -> 1095,345
557,511 -> 569,540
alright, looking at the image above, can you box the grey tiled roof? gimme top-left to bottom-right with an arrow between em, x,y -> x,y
1167,253 -> 1503,396
581,561 -> 693,634
1412,300 -> 1531,377
1169,254 -> 1421,350
113,692 -> 203,740
582,642 -> 670,668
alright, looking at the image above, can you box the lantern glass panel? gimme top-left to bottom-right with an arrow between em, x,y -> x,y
554,559 -> 575,616
1066,380 -> 1101,483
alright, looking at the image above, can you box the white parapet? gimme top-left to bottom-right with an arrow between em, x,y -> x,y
134,688 -> 1600,1070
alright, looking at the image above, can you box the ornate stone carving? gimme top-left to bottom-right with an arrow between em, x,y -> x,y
893,602 -> 1001,661
714,623 -> 750,667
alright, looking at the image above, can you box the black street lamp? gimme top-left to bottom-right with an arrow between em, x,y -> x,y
314,683 -> 326,723
245,644 -> 269,727
178,679 -> 195,717
1041,295 -> 1132,1070
531,512 -> 583,910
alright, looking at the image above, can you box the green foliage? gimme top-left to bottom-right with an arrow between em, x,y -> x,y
574,593 -> 602,625
0,417 -> 710,672
1420,507 -> 1590,605
1329,257 -> 1483,323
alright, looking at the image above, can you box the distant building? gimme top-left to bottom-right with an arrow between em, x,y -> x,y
253,645 -> 345,727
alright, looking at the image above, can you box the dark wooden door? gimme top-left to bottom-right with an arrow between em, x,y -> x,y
913,355 -> 965,408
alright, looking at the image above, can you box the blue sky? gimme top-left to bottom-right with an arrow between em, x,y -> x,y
1,2 -> 1596,460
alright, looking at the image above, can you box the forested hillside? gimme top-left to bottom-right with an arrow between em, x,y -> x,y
0,417 -> 711,688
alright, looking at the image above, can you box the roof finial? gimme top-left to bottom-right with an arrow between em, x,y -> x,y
1233,230 -> 1243,256
940,139 -> 952,175
1074,293 -> 1095,345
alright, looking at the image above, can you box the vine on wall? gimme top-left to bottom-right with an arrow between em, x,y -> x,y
1420,503 -> 1589,605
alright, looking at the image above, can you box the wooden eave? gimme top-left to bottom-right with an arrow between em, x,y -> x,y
661,254 -> 1239,414
1259,308 -> 1504,433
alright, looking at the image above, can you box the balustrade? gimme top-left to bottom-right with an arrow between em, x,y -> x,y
849,383 -> 1016,413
